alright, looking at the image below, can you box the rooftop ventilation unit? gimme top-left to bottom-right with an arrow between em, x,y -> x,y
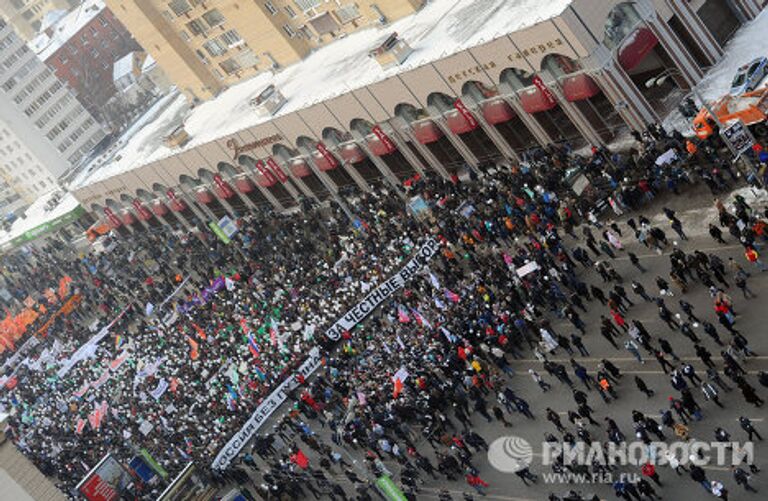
368,32 -> 413,70
249,84 -> 287,117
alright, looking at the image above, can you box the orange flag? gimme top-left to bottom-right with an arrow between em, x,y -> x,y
393,378 -> 404,398
192,323 -> 206,340
186,336 -> 199,360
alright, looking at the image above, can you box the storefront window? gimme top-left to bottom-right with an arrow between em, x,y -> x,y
604,3 -> 643,49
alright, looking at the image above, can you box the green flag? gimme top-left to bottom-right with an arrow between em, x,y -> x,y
140,448 -> 168,479
376,476 -> 407,501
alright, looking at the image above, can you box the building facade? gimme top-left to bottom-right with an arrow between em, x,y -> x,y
0,0 -> 77,40
71,0 -> 765,234
104,0 -> 424,101
0,17 -> 106,201
30,1 -> 141,123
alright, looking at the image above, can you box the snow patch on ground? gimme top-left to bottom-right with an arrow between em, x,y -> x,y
650,186 -> 768,239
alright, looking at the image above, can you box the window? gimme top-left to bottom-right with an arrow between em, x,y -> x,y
80,33 -> 89,45
59,54 -> 68,64
201,9 -> 225,27
281,24 -> 296,38
195,49 -> 208,64
284,5 -> 297,18
162,10 -> 174,22
179,30 -> 191,41
212,68 -> 224,79
264,1 -> 277,15
90,26 -> 98,36
235,48 -> 259,67
168,0 -> 192,16
335,4 -> 361,24
99,16 -> 109,27
297,25 -> 313,39
218,58 -> 240,75
219,29 -> 242,47
202,39 -> 226,57
186,19 -> 207,36
294,0 -> 321,12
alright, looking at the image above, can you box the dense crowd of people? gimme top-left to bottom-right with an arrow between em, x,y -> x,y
1,123 -> 767,500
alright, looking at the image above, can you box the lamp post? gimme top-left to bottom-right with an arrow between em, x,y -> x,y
645,67 -> 722,127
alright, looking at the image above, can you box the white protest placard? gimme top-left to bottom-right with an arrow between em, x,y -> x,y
392,367 -> 409,383
515,261 -> 540,277
139,420 -> 153,436
150,379 -> 169,400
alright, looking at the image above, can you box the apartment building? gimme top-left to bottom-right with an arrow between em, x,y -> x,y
105,0 -> 424,101
0,17 -> 105,201
30,0 -> 141,122
0,0 -> 79,40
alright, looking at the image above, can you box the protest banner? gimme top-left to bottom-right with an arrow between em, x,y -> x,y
324,238 -> 441,341
211,346 -> 322,470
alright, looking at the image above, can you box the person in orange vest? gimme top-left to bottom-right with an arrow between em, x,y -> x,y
686,139 -> 698,156
744,246 -> 767,271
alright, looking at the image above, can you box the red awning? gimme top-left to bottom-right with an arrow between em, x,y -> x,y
195,189 -> 214,204
170,199 -> 187,212
481,98 -> 516,124
412,120 -> 443,144
619,27 -> 659,72
445,110 -> 478,134
214,184 -> 235,199
236,177 -> 257,192
122,212 -> 137,225
366,135 -> 395,156
254,172 -> 276,188
137,209 -> 152,221
290,159 -> 311,178
561,73 -> 602,102
519,87 -> 558,114
152,201 -> 169,216
339,143 -> 366,163
312,151 -> 337,171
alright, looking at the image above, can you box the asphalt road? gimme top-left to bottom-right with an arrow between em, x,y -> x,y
233,183 -> 768,501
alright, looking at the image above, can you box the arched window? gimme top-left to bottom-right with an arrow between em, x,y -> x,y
603,2 -> 643,49
461,81 -> 498,102
499,67 -> 534,93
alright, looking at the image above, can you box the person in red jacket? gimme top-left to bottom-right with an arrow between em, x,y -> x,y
641,461 -> 662,485
744,246 -> 767,271
465,471 -> 489,495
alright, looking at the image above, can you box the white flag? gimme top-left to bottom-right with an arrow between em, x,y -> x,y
428,271 -> 441,290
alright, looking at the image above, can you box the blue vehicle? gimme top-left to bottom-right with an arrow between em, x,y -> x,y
730,56 -> 768,95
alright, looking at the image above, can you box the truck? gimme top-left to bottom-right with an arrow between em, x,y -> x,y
692,87 -> 768,140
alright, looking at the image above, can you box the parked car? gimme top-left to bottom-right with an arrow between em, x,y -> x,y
730,56 -> 768,95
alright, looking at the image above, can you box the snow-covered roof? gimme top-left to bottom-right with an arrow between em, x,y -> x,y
112,51 -> 135,82
40,9 -> 68,31
29,0 -> 105,62
0,191 -> 81,247
69,91 -> 191,188
141,53 -> 156,73
70,0 -> 572,189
